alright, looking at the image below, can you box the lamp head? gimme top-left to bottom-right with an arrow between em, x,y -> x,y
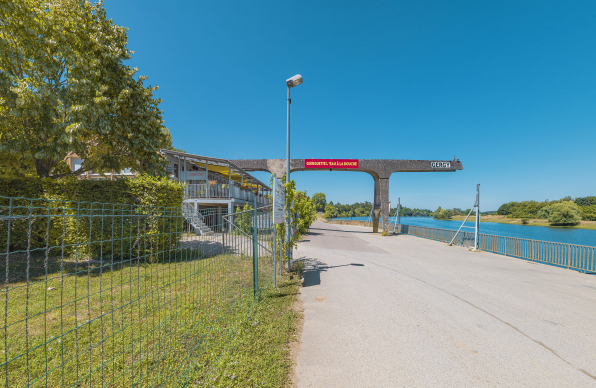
286,74 -> 303,88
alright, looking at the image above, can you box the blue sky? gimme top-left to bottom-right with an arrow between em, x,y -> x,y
105,0 -> 596,211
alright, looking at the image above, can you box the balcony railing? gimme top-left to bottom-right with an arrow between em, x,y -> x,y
185,183 -> 270,205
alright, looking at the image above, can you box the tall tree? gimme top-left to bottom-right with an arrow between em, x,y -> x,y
537,202 -> 582,225
0,0 -> 172,178
311,192 -> 326,212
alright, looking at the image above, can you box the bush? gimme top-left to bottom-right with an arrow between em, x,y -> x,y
580,205 -> 596,221
521,217 -> 530,224
324,204 -> 338,219
433,207 -> 453,220
0,175 -> 184,261
234,203 -> 254,235
291,260 -> 305,277
537,201 -> 582,226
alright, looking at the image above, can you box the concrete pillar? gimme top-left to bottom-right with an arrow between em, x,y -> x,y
380,178 -> 390,235
372,174 -> 381,234
371,173 -> 391,235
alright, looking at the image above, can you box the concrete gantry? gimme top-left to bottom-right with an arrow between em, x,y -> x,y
229,158 -> 463,234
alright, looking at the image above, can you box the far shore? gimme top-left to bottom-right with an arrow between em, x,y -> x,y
451,214 -> 596,230
318,213 -> 596,231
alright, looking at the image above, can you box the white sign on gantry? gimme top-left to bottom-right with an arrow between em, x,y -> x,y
273,176 -> 285,224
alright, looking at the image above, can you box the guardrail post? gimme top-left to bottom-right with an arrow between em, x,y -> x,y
567,245 -> 570,269
504,237 -> 507,256
253,195 -> 258,297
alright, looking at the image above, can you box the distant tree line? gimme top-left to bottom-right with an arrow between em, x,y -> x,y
312,192 -> 432,219
431,207 -> 475,220
497,196 -> 595,222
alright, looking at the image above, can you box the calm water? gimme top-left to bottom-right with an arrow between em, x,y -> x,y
333,216 -> 596,247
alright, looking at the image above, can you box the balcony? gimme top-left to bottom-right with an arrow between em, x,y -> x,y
185,183 -> 270,206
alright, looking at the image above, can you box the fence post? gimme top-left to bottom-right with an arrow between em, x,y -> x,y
504,237 -> 507,256
567,244 -> 570,269
253,195 -> 258,297
273,223 -> 277,287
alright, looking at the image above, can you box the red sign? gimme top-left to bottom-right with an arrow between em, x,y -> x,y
304,159 -> 359,169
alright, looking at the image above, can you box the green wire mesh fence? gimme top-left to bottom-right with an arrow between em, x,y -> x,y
0,196 -> 275,387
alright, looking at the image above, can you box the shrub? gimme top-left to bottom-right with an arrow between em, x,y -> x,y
324,204 -> 338,219
433,207 -> 453,220
537,201 -> 582,226
234,203 -> 254,235
0,175 -> 184,261
291,260 -> 305,277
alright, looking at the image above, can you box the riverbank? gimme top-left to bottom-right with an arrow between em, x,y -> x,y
451,214 -> 596,230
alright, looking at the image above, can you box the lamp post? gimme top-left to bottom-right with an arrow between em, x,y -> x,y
286,74 -> 303,270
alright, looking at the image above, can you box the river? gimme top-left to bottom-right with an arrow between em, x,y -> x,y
332,216 -> 596,247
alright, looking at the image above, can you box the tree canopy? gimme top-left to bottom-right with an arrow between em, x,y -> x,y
323,203 -> 338,219
433,206 -> 453,220
311,192 -> 326,212
0,0 -> 172,178
497,196 -> 596,221
537,201 -> 582,225
316,195 -> 432,219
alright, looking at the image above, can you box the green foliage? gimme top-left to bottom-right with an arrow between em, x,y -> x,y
0,175 -> 184,261
291,260 -> 305,277
433,206 -> 453,220
574,196 -> 596,221
166,145 -> 187,153
580,206 -> 596,221
0,0 -> 172,178
496,196 -> 596,221
537,201 -> 582,225
311,192 -> 326,212
329,201 -> 371,218
307,193 -> 433,218
323,203 -> 338,219
574,196 -> 596,207
497,200 -> 555,218
234,203 -> 254,235
392,206 -> 433,217
268,175 -> 317,269
521,217 -> 530,224
294,191 -> 317,236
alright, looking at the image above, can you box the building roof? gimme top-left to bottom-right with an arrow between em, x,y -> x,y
160,149 -> 272,190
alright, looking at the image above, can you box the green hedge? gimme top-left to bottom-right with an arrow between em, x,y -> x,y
0,175 -> 184,262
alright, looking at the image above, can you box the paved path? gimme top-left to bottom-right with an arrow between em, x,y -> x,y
295,221 -> 596,388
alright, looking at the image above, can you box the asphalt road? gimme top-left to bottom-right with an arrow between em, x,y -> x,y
294,221 -> 596,388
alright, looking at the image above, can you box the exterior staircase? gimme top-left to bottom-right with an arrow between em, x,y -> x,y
182,203 -> 214,236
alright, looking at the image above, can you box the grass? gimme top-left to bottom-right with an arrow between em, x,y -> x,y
290,261 -> 305,278
194,276 -> 302,387
0,244 -> 287,387
451,214 -> 596,230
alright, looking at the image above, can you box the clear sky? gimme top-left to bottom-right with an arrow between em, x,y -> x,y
105,0 -> 596,211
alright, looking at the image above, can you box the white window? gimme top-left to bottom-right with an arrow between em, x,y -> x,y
120,168 -> 134,175
72,158 -> 84,171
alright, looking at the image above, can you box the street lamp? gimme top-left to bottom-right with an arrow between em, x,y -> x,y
286,74 -> 302,269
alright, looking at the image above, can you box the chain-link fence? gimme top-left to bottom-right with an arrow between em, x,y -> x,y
0,196 -> 276,387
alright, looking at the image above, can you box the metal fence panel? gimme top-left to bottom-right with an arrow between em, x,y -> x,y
0,196 -> 275,387
400,224 -> 596,274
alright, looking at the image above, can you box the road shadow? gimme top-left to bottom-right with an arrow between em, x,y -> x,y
295,256 -> 365,287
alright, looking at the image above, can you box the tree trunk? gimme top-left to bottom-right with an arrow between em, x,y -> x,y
34,158 -> 54,178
